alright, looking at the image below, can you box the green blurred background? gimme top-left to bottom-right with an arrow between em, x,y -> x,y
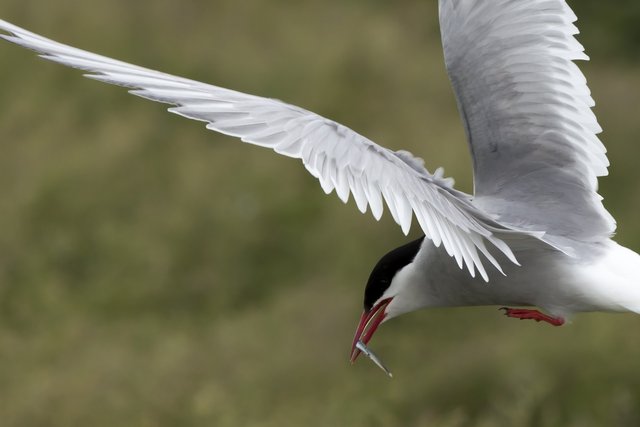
1,1 -> 640,426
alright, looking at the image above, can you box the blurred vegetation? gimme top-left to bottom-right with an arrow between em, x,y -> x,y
575,0 -> 640,62
1,0 -> 640,426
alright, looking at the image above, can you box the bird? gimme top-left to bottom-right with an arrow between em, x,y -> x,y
2,0 -> 639,376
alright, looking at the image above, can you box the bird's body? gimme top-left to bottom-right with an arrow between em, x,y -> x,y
401,237 -> 640,319
1,0 -> 639,373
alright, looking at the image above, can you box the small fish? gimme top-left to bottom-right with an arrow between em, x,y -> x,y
355,340 -> 393,378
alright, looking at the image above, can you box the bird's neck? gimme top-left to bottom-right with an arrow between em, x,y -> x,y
384,243 -> 466,319
385,241 -> 507,319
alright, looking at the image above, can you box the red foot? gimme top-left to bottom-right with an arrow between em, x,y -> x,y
500,307 -> 565,326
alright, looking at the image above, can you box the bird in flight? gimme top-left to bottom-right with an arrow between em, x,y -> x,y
2,0 -> 639,376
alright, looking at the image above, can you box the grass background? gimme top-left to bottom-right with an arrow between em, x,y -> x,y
1,1 -> 640,425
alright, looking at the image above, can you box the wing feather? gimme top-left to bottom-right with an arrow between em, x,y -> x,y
439,0 -> 616,251
0,18 -> 536,280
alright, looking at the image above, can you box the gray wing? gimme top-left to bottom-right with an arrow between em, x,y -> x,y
0,19 -> 536,280
439,0 -> 616,253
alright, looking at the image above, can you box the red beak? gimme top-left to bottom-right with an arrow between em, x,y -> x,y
350,298 -> 392,363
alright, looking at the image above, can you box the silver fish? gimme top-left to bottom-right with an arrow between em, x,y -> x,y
355,340 -> 393,378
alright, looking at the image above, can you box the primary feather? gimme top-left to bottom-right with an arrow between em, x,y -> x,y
0,18 -> 545,281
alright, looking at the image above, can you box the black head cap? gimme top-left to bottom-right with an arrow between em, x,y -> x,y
363,236 -> 425,312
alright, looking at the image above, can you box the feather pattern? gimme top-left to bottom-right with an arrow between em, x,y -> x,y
0,18 -> 544,281
439,0 -> 616,253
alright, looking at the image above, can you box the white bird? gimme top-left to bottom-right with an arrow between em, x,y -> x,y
1,0 -> 639,376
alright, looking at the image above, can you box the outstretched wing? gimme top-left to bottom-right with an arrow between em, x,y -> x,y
439,0 -> 615,252
0,19 -> 527,280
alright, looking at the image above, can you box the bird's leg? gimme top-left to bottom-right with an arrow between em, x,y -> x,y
499,307 -> 565,326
